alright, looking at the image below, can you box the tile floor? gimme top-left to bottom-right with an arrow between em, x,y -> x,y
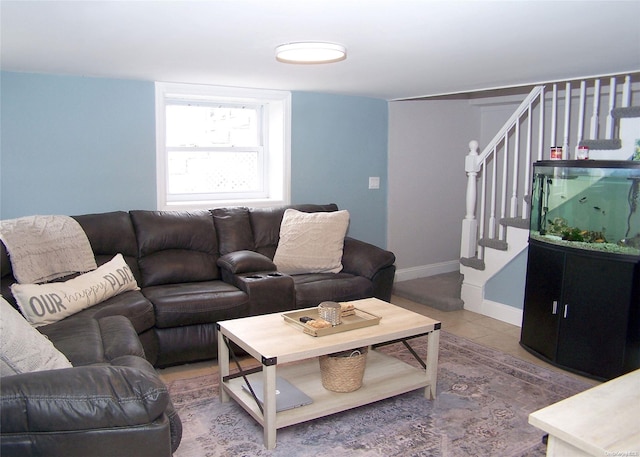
390,295 -> 599,386
159,295 -> 599,387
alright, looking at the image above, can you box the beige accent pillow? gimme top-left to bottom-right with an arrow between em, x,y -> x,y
11,253 -> 139,327
0,296 -> 72,376
273,209 -> 350,274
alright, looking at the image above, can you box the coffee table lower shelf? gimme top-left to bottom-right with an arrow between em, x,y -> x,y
221,349 -> 430,430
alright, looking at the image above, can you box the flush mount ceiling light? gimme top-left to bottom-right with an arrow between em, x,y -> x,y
275,42 -> 346,64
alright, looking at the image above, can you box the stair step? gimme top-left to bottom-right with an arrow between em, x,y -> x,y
579,138 -> 622,150
577,107 -> 638,151
392,272 -> 464,311
460,256 -> 485,270
478,238 -> 508,251
612,106 -> 640,119
500,217 -> 530,229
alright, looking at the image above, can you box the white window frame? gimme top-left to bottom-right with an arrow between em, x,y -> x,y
155,82 -> 291,210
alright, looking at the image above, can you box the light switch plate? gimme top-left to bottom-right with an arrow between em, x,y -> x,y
368,176 -> 380,189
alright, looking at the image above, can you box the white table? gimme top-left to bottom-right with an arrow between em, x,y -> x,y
529,369 -> 640,456
217,297 -> 441,449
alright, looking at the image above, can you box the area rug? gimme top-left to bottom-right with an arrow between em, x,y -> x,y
166,331 -> 593,457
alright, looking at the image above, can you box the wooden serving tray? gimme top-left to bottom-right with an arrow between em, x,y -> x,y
282,307 -> 381,337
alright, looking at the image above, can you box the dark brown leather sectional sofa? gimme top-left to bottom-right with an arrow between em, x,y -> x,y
0,203 -> 396,456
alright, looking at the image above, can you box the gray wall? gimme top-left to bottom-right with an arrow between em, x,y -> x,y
388,98 -> 481,277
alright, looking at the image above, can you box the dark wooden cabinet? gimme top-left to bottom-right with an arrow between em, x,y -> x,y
520,239 -> 640,380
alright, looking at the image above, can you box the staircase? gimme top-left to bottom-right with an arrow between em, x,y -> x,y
459,73 -> 640,325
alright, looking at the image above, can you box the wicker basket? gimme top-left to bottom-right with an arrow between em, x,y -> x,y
319,347 -> 368,392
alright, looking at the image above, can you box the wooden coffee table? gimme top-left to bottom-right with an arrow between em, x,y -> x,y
217,297 -> 441,449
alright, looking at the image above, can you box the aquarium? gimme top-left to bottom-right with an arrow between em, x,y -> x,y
530,160 -> 640,257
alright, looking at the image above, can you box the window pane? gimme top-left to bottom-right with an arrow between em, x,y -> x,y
167,150 -> 260,194
166,105 -> 259,147
156,82 -> 290,209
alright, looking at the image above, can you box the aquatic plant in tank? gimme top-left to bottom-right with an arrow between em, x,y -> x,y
530,160 -> 640,257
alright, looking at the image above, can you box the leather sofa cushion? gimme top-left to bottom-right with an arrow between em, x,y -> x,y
109,354 -> 158,375
291,203 -> 340,213
292,273 -> 372,308
73,211 -> 141,283
249,206 -> 287,258
1,242 -> 11,279
154,323 -> 219,368
217,250 -> 276,274
39,316 -> 145,367
143,281 -> 249,328
108,353 -> 184,451
1,365 -> 169,432
211,207 -> 254,255
130,210 -> 220,287
342,237 -> 396,279
94,316 -> 147,362
68,290 -> 155,334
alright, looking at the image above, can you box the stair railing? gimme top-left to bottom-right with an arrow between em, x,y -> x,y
461,74 -> 636,263
461,86 -> 544,262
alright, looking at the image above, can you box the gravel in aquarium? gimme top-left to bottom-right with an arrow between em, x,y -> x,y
530,232 -> 640,257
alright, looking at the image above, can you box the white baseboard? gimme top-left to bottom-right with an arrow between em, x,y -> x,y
394,261 -> 460,282
464,299 -> 523,327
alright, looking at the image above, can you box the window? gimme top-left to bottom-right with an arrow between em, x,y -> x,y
155,82 -> 291,209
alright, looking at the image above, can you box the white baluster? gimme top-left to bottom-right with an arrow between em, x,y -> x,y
461,140 -> 480,258
606,76 -> 616,139
499,136 -> 509,240
623,75 -> 631,108
511,120 -> 520,217
590,79 -> 601,139
538,87 -> 545,161
575,80 -> 586,158
524,104 -> 532,218
489,147 -> 497,239
478,164 -> 487,261
551,84 -> 558,151
562,82 -> 571,158
479,167 -> 487,233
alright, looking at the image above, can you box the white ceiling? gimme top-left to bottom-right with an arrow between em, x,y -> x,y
2,0 -> 639,101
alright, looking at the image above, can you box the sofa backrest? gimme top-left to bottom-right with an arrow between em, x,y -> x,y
211,207 -> 254,256
212,203 -> 339,259
72,211 -> 141,284
1,203 -> 340,297
0,211 -> 141,305
130,210 -> 220,287
0,242 -> 14,303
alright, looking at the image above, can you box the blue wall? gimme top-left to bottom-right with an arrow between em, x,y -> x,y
291,92 -> 388,246
484,249 -> 528,309
1,72 -> 157,215
0,72 -> 389,247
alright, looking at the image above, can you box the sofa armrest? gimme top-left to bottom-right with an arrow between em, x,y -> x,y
341,237 -> 396,279
1,365 -> 170,434
217,250 -> 276,274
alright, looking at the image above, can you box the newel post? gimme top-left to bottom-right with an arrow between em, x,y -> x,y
460,140 -> 480,259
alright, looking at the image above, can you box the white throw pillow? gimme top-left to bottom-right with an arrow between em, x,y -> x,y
273,209 -> 350,275
0,295 -> 72,377
11,253 -> 139,327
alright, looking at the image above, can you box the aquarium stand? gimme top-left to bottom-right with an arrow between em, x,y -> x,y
520,239 -> 640,380
521,160 -> 640,381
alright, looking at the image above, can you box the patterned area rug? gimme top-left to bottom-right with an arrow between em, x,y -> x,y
166,331 -> 593,457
